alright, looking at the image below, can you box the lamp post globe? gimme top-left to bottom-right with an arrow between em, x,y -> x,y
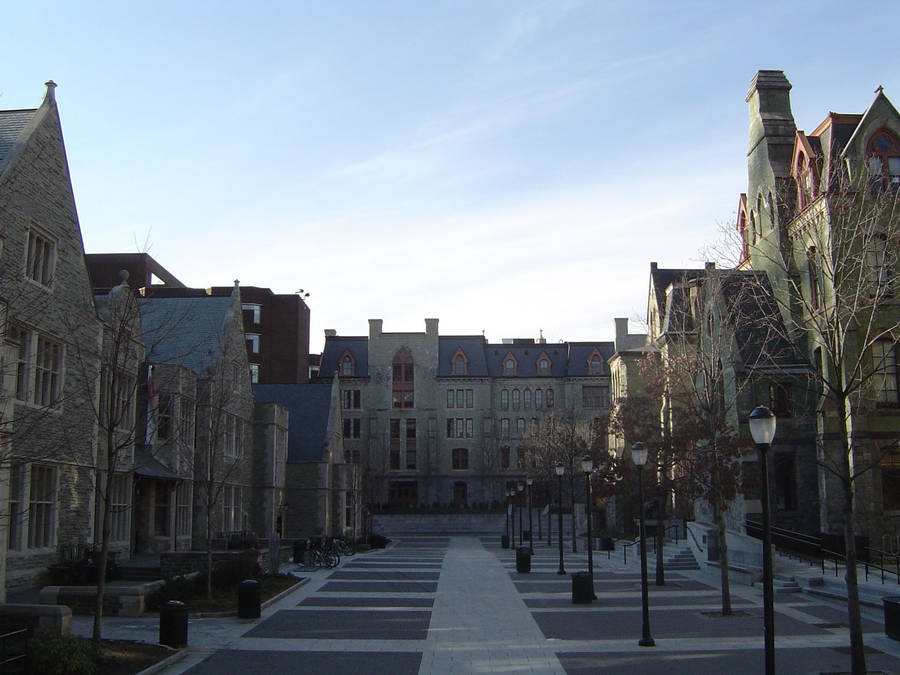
749,406 -> 776,675
631,442 -> 655,647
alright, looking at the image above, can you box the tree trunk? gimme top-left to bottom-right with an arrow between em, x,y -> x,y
716,500 -> 732,615
838,394 -> 866,675
655,511 -> 666,586
91,467 -> 115,642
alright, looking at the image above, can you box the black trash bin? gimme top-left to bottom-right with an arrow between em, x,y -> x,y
238,579 -> 261,619
572,572 -> 593,604
516,546 -> 531,573
885,596 -> 900,640
159,600 -> 188,648
501,534 -> 510,549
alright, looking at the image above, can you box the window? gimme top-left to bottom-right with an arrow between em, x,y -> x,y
535,388 -> 543,408
500,389 -> 509,409
774,453 -> 797,511
14,329 -> 63,408
406,419 -> 416,469
452,448 -> 469,470
221,485 -> 241,532
390,418 -> 401,469
109,474 -> 130,542
769,382 -> 792,416
466,389 -> 473,408
546,388 -> 554,408
343,389 -> 361,409
503,355 -> 517,376
806,247 -> 820,310
797,154 -> 814,209
28,465 -> 56,548
176,482 -> 191,537
516,418 -> 525,437
241,303 -> 261,324
156,393 -> 172,441
392,348 -> 414,408
512,389 -> 520,409
588,351 -> 604,375
501,446 -> 510,469
245,333 -> 260,354
7,464 -> 23,550
466,418 -> 473,438
25,226 -> 55,287
866,233 -> 894,296
873,340 -> 898,403
343,417 -> 361,438
178,397 -> 195,452
582,385 -> 610,409
456,418 -> 464,438
537,355 -> 551,376
339,350 -> 355,377
249,363 -> 259,383
530,418 -> 539,436
500,418 -> 510,439
447,389 -> 455,408
451,349 -> 468,376
224,415 -> 244,459
456,389 -> 464,408
866,128 -> 900,193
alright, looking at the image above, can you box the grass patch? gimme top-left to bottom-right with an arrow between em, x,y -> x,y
27,636 -> 175,675
178,573 -> 301,614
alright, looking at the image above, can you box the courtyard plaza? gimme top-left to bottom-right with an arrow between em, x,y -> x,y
71,534 -> 900,674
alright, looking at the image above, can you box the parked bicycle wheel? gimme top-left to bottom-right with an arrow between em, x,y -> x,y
326,551 -> 340,568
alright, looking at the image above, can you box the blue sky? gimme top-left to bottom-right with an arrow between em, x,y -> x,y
4,1 -> 899,351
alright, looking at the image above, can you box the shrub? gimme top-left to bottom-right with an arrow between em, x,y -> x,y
28,636 -> 101,675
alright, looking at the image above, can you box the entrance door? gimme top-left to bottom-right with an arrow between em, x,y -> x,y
453,481 -> 468,507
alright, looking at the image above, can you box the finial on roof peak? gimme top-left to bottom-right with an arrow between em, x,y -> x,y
876,85 -> 885,95
43,81 -> 57,104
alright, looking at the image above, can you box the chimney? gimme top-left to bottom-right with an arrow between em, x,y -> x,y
615,318 -> 629,346
324,329 -> 337,338
369,319 -> 383,339
425,318 -> 439,337
43,80 -> 57,105
746,70 -> 796,177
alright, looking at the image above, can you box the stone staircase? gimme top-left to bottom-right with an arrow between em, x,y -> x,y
646,545 -> 700,571
774,574 -> 802,595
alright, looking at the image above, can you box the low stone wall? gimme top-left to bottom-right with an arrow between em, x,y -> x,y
39,581 -> 164,618
0,603 -> 71,637
372,513 -> 506,535
159,547 -> 291,578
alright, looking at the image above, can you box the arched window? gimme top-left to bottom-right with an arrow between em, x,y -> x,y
392,348 -> 414,408
587,349 -> 604,376
500,389 -> 509,409
867,129 -> 900,193
451,348 -> 468,376
503,353 -> 517,376
546,388 -> 554,408
516,418 -> 525,437
523,388 -> 532,409
536,353 -> 551,376
512,389 -> 520,409
535,388 -> 543,408
768,191 -> 775,231
339,349 -> 355,377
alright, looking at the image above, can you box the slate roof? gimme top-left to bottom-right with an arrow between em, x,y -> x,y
437,336 -> 488,376
650,265 -> 704,320
253,384 -> 333,462
0,109 -> 36,170
566,343 -> 616,376
137,296 -> 233,376
320,337 -> 369,377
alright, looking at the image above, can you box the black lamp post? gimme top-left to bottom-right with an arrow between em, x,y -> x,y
749,406 -> 777,675
581,455 -> 594,591
555,463 -> 565,575
526,476 -> 534,553
631,442 -> 655,647
517,482 -> 524,546
509,489 -> 516,547
505,489 -> 511,547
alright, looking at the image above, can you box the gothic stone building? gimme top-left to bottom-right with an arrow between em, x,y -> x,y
318,318 -> 613,509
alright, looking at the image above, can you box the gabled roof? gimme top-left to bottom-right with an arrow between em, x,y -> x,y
437,336 -> 488,376
0,109 -> 36,170
566,343 -> 616,376
661,282 -> 697,335
138,295 -> 234,376
649,263 -> 704,321
253,384 -> 334,462
320,336 -> 369,377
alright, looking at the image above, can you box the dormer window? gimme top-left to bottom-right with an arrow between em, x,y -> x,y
451,348 -> 468,376
339,349 -> 356,377
503,353 -> 517,377
867,129 -> 900,193
536,352 -> 551,377
587,349 -> 604,376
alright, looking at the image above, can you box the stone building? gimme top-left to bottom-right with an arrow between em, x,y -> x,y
738,71 -> 900,545
317,318 -> 613,509
0,82 -> 107,595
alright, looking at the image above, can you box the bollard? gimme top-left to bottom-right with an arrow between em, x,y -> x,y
159,600 -> 188,648
572,572 -> 593,604
516,547 -> 531,573
238,579 -> 261,619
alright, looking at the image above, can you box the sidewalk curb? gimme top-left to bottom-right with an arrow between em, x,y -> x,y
135,647 -> 187,675
189,577 -> 310,618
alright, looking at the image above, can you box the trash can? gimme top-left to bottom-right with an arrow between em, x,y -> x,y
159,600 -> 188,648
516,546 -> 531,573
572,572 -> 593,604
885,596 -> 900,640
501,534 -> 510,549
238,579 -> 261,619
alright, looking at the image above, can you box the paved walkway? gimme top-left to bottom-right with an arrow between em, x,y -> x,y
70,535 -> 900,673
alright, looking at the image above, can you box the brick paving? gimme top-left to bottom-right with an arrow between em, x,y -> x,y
70,534 -> 900,673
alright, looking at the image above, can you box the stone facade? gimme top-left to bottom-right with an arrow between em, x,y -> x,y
319,318 -> 613,510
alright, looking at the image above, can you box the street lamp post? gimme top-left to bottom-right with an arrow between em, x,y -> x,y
749,406 -> 777,675
631,442 -> 655,647
517,482 -> 524,546
504,489 -> 511,548
509,489 -> 517,547
555,463 -> 566,575
526,477 -> 534,553
581,455 -> 594,592
570,457 -> 577,553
